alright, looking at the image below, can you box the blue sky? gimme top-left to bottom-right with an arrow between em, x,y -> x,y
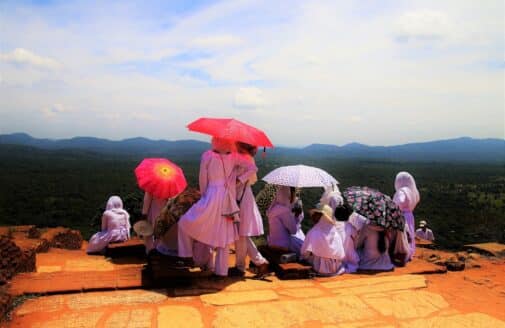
0,0 -> 503,146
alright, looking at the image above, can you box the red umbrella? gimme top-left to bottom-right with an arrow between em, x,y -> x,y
187,117 -> 274,148
134,158 -> 187,199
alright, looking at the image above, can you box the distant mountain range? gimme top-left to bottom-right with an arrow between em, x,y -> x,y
0,133 -> 504,162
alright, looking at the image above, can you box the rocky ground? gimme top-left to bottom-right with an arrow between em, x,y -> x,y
0,232 -> 504,327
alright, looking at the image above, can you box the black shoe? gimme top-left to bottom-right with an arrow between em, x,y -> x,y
228,266 -> 245,277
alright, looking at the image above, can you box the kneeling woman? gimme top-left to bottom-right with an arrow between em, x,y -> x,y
87,196 -> 131,254
301,204 -> 345,276
266,186 -> 305,255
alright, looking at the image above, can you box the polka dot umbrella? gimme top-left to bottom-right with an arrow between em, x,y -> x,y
134,158 -> 187,199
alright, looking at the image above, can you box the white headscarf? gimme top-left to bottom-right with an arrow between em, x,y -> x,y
320,183 -> 343,212
105,196 -> 130,219
394,172 -> 420,211
103,195 -> 131,235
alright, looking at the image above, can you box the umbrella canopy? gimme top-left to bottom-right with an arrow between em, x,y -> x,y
262,165 -> 338,188
187,117 -> 274,148
343,186 -> 405,230
134,158 -> 187,199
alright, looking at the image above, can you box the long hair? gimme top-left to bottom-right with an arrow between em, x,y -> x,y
236,141 -> 257,156
378,230 -> 387,254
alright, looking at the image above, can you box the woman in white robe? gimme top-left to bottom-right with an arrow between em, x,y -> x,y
87,196 -> 131,254
267,186 -> 305,256
332,202 -> 369,273
301,204 -> 345,276
232,142 -> 269,276
356,224 -> 394,271
178,137 -> 257,277
393,172 -> 420,260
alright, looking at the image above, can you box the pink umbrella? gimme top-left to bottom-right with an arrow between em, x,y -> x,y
187,117 -> 274,148
134,158 -> 187,199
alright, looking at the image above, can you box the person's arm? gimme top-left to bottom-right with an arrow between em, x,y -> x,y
142,192 -> 152,217
428,230 -> 435,241
393,190 -> 408,208
199,152 -> 210,194
235,153 -> 258,184
279,210 -> 299,235
356,228 -> 367,249
101,214 -> 108,231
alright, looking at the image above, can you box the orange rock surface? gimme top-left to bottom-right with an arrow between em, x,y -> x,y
1,235 -> 504,327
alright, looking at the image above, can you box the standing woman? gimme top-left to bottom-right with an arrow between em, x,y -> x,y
178,137 -> 257,277
87,196 -> 131,254
141,192 -> 167,254
231,142 -> 269,276
393,172 -> 420,260
267,186 -> 305,256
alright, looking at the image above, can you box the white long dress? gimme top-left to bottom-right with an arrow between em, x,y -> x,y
87,196 -> 130,253
235,156 -> 268,271
393,172 -> 420,260
178,150 -> 257,276
341,212 -> 368,273
301,219 -> 345,276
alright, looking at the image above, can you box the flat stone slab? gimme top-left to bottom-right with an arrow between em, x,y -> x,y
212,295 -> 376,327
320,274 -> 426,295
362,290 -> 449,319
201,290 -> 279,305
66,290 -> 167,310
278,287 -> 325,298
401,312 -> 505,328
9,266 -> 147,295
31,310 -> 104,328
158,305 -> 204,328
104,308 -> 155,328
464,242 -> 505,257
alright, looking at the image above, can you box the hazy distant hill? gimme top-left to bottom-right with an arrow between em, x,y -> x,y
0,133 -> 503,162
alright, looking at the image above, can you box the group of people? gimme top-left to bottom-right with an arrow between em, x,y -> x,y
87,137 -> 433,278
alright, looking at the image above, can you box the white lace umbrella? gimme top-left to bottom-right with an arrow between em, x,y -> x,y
262,165 -> 338,188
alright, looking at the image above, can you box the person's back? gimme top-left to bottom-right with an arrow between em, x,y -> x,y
105,210 -> 129,231
416,227 -> 435,241
267,186 -> 304,254
301,204 -> 345,275
357,225 -> 394,271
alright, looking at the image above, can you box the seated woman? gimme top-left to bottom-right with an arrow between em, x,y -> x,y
266,186 -> 305,256
87,196 -> 131,254
301,204 -> 345,276
333,204 -> 368,273
356,224 -> 394,271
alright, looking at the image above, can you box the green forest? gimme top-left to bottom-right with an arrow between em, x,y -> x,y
0,144 -> 504,250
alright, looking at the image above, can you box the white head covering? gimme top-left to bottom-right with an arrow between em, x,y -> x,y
320,183 -> 343,212
103,195 -> 131,234
394,172 -> 420,211
106,196 -> 124,211
348,212 -> 368,231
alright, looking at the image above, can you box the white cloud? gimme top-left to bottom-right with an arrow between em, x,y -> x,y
190,35 -> 243,49
0,48 -> 61,70
394,10 -> 451,42
234,87 -> 268,109
0,1 -> 503,146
